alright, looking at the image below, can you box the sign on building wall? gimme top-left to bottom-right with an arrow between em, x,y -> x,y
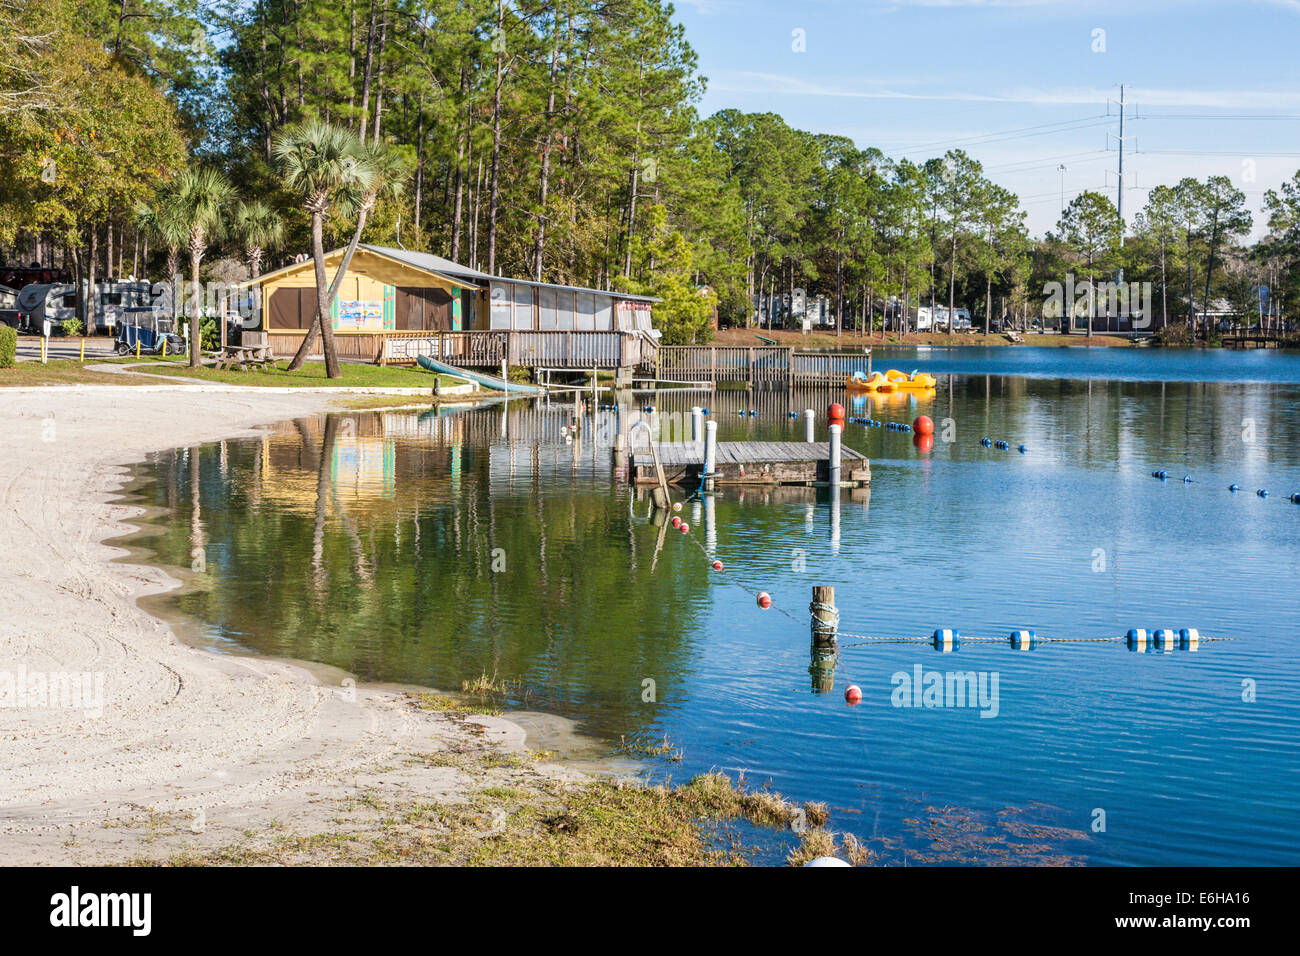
337,299 -> 384,331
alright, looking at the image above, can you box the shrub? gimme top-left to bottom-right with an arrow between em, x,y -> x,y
60,318 -> 84,337
199,317 -> 220,351
1155,323 -> 1194,347
0,325 -> 15,368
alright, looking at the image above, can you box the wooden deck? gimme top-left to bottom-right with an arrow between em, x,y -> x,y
653,346 -> 871,387
1224,331 -> 1287,349
632,441 -> 870,487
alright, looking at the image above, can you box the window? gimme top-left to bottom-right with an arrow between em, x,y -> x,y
555,290 -> 575,330
575,293 -> 595,330
512,283 -> 534,330
593,295 -> 613,330
489,282 -> 512,329
538,286 -> 558,329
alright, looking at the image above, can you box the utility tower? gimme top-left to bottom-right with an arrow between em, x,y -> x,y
1108,84 -> 1132,284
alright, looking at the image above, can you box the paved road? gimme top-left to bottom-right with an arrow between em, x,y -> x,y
14,335 -> 120,362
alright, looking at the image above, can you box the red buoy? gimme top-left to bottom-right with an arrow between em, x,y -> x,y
913,415 -> 934,436
828,403 -> 845,423
711,560 -> 724,571
756,591 -> 772,609
913,432 -> 934,455
845,684 -> 862,704
671,516 -> 682,529
680,522 -> 690,533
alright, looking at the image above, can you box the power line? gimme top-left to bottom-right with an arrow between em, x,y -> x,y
1138,112 -> 1300,120
891,115 -> 1109,154
1139,148 -> 1300,156
986,152 -> 1110,175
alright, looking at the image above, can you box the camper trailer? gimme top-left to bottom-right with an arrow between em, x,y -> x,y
0,285 -> 18,328
14,279 -> 164,333
15,283 -> 77,331
93,280 -> 159,332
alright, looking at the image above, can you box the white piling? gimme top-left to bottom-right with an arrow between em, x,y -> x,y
828,423 -> 841,487
704,420 -> 718,490
691,406 -> 703,445
830,490 -> 841,552
804,408 -> 815,442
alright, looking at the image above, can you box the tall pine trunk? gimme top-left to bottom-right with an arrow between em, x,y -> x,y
487,1 -> 505,275
188,239 -> 202,367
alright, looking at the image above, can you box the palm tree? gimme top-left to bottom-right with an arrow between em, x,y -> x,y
232,200 -> 285,330
133,199 -> 187,287
166,167 -> 235,366
273,121 -> 372,377
325,141 -> 411,307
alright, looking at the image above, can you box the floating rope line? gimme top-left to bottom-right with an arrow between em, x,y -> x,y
848,416 -> 1296,502
666,516 -> 1235,653
809,600 -> 840,640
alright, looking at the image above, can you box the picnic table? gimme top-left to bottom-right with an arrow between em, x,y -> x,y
210,344 -> 276,371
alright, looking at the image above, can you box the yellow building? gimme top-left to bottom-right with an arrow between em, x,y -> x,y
254,245 -> 488,336
253,244 -> 657,338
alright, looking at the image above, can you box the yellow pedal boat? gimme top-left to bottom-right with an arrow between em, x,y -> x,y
846,371 -> 896,392
884,368 -> 938,389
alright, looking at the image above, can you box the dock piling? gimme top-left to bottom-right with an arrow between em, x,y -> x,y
828,423 -> 842,487
804,408 -> 815,442
811,585 -> 838,645
691,406 -> 703,445
703,420 -> 717,491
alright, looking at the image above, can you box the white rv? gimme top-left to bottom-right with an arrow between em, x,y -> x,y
16,283 -> 77,331
15,279 -> 161,332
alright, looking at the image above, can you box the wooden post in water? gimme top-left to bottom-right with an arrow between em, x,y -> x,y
811,585 -> 838,645
828,423 -> 842,487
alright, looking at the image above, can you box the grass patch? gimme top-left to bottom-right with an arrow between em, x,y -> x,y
460,670 -> 518,698
147,766 -> 854,867
616,733 -> 684,761
406,691 -> 502,717
129,358 -> 463,389
0,358 -> 168,387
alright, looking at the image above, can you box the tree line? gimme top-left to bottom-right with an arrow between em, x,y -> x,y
4,0 -> 1300,367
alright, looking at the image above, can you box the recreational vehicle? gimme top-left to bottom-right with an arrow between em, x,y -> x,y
15,283 -> 77,331
0,285 -> 17,328
14,279 -> 164,333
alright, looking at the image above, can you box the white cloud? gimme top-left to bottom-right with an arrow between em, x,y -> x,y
710,71 -> 1300,111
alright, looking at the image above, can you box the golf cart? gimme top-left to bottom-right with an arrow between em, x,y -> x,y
115,307 -> 186,356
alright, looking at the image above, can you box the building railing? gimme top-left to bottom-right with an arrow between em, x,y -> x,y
264,328 -> 651,369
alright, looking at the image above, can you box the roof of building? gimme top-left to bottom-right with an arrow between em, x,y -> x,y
359,245 -> 495,283
253,244 -> 659,303
362,245 -> 659,302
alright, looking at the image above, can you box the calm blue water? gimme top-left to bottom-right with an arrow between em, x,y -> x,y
872,344 -> 1300,384
129,347 -> 1300,865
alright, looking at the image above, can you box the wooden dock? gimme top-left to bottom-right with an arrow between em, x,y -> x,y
632,441 -> 870,487
1224,330 -> 1286,349
653,346 -> 871,387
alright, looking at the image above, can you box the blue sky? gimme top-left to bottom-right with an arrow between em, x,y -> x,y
671,0 -> 1300,237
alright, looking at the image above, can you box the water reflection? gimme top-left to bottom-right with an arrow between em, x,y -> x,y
126,368 -> 1300,865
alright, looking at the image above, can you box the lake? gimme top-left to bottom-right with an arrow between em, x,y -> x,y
122,347 -> 1300,865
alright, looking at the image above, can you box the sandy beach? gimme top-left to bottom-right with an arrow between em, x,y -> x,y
0,384 -> 579,864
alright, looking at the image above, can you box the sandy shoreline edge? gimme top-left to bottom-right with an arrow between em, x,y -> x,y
0,386 -> 586,865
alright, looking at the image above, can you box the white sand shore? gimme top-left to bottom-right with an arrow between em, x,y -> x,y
0,386 -> 577,864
